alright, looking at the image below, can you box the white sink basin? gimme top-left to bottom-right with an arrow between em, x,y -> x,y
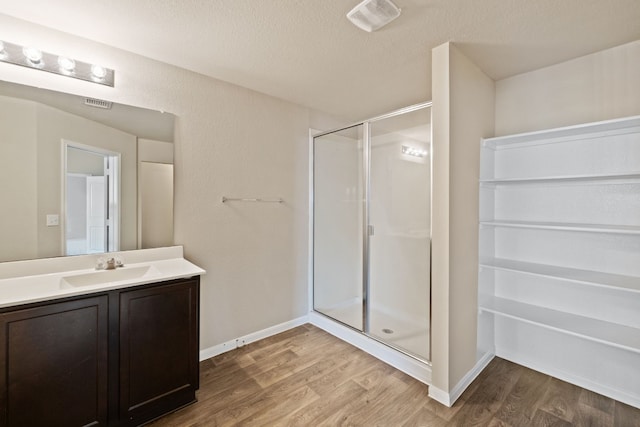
60,265 -> 159,288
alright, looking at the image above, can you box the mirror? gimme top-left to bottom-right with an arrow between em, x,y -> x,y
0,80 -> 175,263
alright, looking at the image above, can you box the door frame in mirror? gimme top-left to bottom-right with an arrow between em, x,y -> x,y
62,139 -> 121,257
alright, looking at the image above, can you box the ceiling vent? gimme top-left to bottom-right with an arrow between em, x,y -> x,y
347,0 -> 401,32
84,97 -> 112,109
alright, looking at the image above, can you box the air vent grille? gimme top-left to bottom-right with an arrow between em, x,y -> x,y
84,97 -> 112,109
347,0 -> 401,32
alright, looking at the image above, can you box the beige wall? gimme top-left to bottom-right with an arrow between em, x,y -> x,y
0,95 -> 137,261
496,40 -> 640,135
0,96 -> 38,261
139,162 -> 174,249
138,139 -> 174,249
0,14 -> 315,350
35,103 -> 137,258
138,138 -> 173,164
67,148 -> 104,175
431,42 -> 495,394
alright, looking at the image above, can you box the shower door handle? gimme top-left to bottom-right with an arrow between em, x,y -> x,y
368,225 -> 375,236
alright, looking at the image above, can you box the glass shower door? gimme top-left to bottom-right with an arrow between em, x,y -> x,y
313,125 -> 365,330
367,107 -> 431,359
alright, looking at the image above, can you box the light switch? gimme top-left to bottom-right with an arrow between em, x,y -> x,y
46,214 -> 59,227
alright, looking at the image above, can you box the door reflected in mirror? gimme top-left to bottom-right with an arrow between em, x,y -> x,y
64,143 -> 121,256
0,79 -> 175,263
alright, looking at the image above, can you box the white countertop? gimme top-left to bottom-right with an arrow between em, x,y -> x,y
0,247 -> 205,308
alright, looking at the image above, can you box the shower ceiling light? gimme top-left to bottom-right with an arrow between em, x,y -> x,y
347,0 -> 402,32
402,145 -> 428,158
0,40 -> 114,87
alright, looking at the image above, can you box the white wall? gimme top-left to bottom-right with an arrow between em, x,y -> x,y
369,128 -> 431,351
496,40 -> 640,135
431,42 -> 495,400
0,13 -> 320,351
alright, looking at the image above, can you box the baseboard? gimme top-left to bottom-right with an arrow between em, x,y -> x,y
199,315 -> 309,361
497,347 -> 640,409
428,351 -> 495,407
309,311 -> 432,384
427,385 -> 452,406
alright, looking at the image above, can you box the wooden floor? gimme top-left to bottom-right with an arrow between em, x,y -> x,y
149,324 -> 640,426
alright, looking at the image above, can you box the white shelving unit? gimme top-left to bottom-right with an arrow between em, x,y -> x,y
478,115 -> 640,408
480,220 -> 640,235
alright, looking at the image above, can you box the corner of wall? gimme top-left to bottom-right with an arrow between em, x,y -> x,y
430,41 -> 452,394
430,41 -> 496,405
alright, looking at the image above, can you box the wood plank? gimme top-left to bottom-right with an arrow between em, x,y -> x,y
148,325 -> 640,427
402,406 -> 448,427
493,366 -> 551,425
530,408 -> 573,427
253,335 -> 356,389
614,401 -> 640,427
579,388 -> 615,415
305,350 -> 379,396
237,385 -> 320,427
447,357 -> 523,426
538,377 -> 582,422
361,378 -> 430,426
573,402 -> 614,427
316,372 -> 408,426
285,380 -> 367,426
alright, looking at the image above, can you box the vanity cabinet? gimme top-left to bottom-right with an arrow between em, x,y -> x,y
117,279 -> 199,426
0,295 -> 109,427
0,276 -> 200,427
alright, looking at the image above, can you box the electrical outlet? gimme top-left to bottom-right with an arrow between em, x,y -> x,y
46,214 -> 59,227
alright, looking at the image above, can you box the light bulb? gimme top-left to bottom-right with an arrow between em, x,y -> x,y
58,56 -> 75,72
91,64 -> 107,79
23,46 -> 43,64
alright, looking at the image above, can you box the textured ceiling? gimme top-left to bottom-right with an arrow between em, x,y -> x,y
1,0 -> 639,121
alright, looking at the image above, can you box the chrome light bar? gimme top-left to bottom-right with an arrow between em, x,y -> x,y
0,40 -> 114,87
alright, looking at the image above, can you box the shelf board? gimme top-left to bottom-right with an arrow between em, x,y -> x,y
482,115 -> 640,149
479,296 -> 640,354
480,258 -> 640,294
480,220 -> 640,235
480,172 -> 640,185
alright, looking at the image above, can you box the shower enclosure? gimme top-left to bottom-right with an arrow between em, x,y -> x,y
312,103 -> 432,361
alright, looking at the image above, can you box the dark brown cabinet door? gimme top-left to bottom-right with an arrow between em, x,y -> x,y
118,279 -> 199,425
0,295 -> 109,427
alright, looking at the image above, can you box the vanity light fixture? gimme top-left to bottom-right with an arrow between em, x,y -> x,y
57,56 -> 76,73
91,64 -> 107,79
0,40 -> 114,87
402,145 -> 428,158
22,46 -> 43,64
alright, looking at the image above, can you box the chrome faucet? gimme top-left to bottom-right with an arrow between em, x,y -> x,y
97,256 -> 124,270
